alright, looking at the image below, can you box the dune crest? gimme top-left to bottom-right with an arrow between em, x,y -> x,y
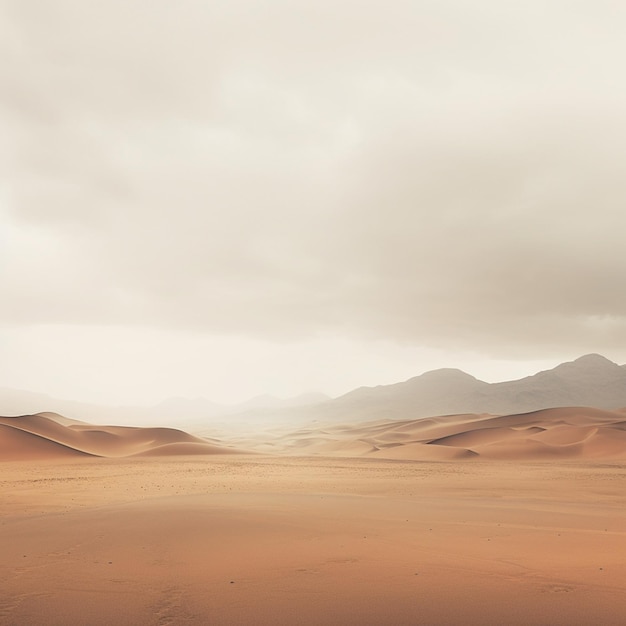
0,413 -> 248,461
267,407 -> 626,461
4,407 -> 626,462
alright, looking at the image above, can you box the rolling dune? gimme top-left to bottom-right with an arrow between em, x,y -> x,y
269,407 -> 626,461
0,413 -> 248,460
3,407 -> 626,462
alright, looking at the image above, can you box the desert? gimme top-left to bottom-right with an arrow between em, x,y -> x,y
5,1 -> 626,622
2,399 -> 626,625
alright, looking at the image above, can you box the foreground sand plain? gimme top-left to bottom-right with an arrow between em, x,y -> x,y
2,455 -> 626,625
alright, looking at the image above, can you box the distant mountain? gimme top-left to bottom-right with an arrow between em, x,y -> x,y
2,355 -> 625,431
0,388 -> 104,422
140,392 -> 332,432
483,354 -> 626,413
149,397 -> 225,422
0,387 -> 200,425
232,392 -> 331,412
269,354 -> 626,426
0,386 -> 331,429
318,368 -> 489,422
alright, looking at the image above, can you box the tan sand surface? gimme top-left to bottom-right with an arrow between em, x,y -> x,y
1,455 -> 626,625
0,414 -> 247,459
5,407 -> 626,463
254,407 -> 626,460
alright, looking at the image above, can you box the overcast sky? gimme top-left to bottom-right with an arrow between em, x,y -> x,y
2,1 -> 626,406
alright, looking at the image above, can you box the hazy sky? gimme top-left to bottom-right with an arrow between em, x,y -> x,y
2,1 -> 626,405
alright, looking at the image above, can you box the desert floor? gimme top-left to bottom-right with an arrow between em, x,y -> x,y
1,456 -> 625,625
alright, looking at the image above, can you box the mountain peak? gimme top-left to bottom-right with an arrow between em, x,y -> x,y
562,354 -> 620,371
537,354 -> 625,386
401,368 -> 485,391
572,353 -> 616,366
418,368 -> 477,381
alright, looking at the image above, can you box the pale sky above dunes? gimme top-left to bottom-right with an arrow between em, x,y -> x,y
1,1 -> 626,406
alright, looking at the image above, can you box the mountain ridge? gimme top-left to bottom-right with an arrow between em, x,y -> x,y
269,354 -> 626,426
1,354 -> 625,429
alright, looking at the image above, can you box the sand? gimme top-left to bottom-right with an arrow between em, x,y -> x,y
4,407 -> 626,462
2,454 -> 626,625
0,413 -> 248,460
247,407 -> 626,461
2,409 -> 626,624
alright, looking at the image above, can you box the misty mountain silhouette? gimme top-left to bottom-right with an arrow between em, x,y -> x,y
0,385 -> 331,427
307,354 -> 626,422
1,354 -> 625,428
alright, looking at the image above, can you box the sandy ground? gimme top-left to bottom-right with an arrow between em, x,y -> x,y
1,455 -> 626,625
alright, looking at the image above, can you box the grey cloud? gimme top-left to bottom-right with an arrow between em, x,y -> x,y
2,0 -> 626,358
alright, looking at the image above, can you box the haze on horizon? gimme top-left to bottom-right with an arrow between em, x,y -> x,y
2,1 -> 626,407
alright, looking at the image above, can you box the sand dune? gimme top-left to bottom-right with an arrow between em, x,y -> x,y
4,407 -> 626,462
0,424 -> 94,461
0,413 -> 247,460
270,407 -> 626,461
